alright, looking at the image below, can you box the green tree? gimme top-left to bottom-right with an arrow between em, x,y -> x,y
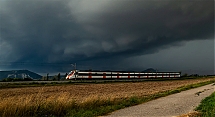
182,73 -> 188,77
52,75 -> 57,81
47,73 -> 49,81
65,73 -> 68,78
58,73 -> 61,81
41,76 -> 46,81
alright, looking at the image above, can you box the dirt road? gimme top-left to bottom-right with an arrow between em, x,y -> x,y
104,83 -> 215,117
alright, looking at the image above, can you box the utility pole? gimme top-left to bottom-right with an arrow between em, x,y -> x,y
71,63 -> 76,78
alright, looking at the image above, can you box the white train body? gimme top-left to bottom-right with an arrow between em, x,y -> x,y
66,70 -> 181,80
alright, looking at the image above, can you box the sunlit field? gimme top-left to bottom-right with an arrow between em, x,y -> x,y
0,78 -> 214,116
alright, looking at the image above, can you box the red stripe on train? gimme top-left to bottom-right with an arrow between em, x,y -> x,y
88,72 -> 92,78
103,73 -> 106,78
128,73 -> 130,78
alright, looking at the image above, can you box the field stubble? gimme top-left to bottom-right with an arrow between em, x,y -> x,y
0,78 -> 214,116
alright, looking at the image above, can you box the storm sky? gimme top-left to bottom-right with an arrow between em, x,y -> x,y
0,0 -> 214,75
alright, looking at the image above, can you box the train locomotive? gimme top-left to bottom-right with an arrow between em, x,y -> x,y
66,70 -> 181,80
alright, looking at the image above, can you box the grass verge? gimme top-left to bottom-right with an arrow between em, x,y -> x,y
195,89 -> 215,117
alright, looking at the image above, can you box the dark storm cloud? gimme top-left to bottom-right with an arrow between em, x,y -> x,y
0,0 -> 91,63
71,0 -> 214,55
0,0 -> 214,72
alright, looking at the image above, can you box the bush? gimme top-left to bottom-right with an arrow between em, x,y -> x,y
1,77 -> 32,82
23,78 -> 33,81
2,78 -> 14,82
13,78 -> 24,81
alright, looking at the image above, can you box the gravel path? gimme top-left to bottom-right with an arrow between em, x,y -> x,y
104,83 -> 215,117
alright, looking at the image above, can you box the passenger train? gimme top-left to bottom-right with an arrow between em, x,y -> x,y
66,70 -> 181,80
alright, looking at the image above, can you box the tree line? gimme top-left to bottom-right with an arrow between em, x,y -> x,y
1,73 -> 68,82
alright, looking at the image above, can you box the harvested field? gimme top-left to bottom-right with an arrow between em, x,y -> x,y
0,78 -> 214,102
0,78 -> 214,116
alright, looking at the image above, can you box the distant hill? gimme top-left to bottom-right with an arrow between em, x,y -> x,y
0,70 -> 42,80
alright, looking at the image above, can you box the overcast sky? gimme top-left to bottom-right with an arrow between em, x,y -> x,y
0,0 -> 214,75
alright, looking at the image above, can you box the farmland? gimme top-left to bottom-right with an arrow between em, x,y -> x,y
0,77 -> 214,116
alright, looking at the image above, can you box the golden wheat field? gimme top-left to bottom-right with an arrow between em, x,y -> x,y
0,78 -> 214,102
0,78 -> 214,116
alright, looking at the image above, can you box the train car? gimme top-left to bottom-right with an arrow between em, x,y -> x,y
66,70 -> 181,80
